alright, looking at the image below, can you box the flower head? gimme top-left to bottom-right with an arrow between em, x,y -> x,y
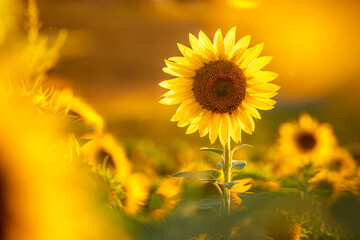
278,114 -> 337,166
160,27 -> 279,146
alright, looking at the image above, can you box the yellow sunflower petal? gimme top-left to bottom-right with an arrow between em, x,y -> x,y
224,26 -> 237,59
199,110 -> 212,137
164,59 -> 195,77
185,116 -> 201,134
238,108 -> 255,132
239,43 -> 264,68
209,113 -> 220,144
177,43 -> 204,68
228,114 -> 240,143
230,35 -> 251,61
249,71 -> 279,83
189,33 -> 207,59
213,29 -> 225,60
246,97 -> 276,110
232,109 -> 252,134
168,56 -> 192,67
245,56 -> 273,74
232,179 -> 252,193
159,92 -> 193,105
159,77 -> 194,90
171,99 -> 198,121
242,102 -> 261,119
219,115 -> 230,146
198,30 -> 216,60
247,90 -> 278,98
248,83 -> 281,93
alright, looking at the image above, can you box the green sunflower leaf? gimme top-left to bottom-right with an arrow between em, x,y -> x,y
232,160 -> 247,171
198,198 -> 222,211
171,170 -> 222,182
217,160 -> 247,171
217,181 -> 241,190
198,147 -> 224,155
217,160 -> 224,168
231,144 -> 253,156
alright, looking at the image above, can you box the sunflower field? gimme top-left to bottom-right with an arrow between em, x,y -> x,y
1,0 -> 360,240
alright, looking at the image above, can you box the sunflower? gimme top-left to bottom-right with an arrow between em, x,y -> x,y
84,135 -> 150,215
159,27 -> 279,146
0,94 -> 127,240
59,88 -> 105,139
309,171 -> 350,202
91,166 -> 150,215
325,147 -> 357,178
145,178 -> 183,221
278,114 -> 337,166
81,134 -> 132,179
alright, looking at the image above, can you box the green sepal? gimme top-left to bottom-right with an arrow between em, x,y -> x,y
217,181 -> 240,190
231,144 -> 253,156
198,147 -> 224,155
171,170 -> 222,182
217,160 -> 247,171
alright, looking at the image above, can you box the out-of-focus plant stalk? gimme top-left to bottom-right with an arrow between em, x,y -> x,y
223,134 -> 232,239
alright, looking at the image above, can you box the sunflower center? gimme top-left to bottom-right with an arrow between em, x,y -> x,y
296,132 -> 317,152
193,60 -> 246,113
331,158 -> 343,171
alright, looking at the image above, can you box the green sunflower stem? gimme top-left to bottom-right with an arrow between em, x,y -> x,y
223,135 -> 232,239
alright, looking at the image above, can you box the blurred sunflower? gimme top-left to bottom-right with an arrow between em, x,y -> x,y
0,94 -> 125,240
92,167 -> 125,210
145,178 -> 183,221
160,27 -> 279,146
267,145 -> 304,177
81,134 -> 131,179
309,171 -> 358,202
60,88 -> 105,139
84,135 -> 150,215
119,172 -> 150,216
325,147 -> 357,178
278,114 -> 337,166
230,179 -> 252,209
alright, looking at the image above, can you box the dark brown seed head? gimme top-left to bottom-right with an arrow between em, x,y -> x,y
193,60 -> 246,113
296,132 -> 317,152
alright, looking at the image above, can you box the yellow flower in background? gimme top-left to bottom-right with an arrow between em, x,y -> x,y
278,114 -> 337,166
120,172 -> 150,216
230,179 -> 252,209
145,178 -> 183,221
83,135 -> 150,215
309,171 -> 355,202
0,94 -> 127,240
267,145 -> 304,177
160,27 -> 279,146
81,133 -> 132,179
92,167 -> 150,215
60,88 -> 105,139
325,147 -> 357,178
